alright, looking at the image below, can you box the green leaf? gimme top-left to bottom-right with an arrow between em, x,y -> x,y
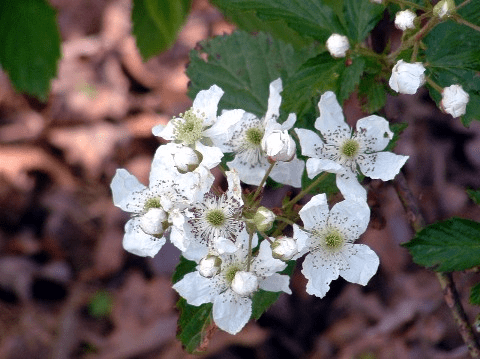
402,218 -> 480,272
187,31 -> 317,117
251,260 -> 295,320
384,122 -> 408,152
207,0 -> 344,42
88,291 -> 113,318
176,298 -> 214,353
470,283 -> 480,306
338,56 -> 365,103
343,0 -> 384,43
301,171 -> 339,197
0,0 -> 61,101
132,0 -> 192,61
358,74 -> 387,113
458,0 -> 480,27
467,189 -> 480,206
172,255 -> 197,284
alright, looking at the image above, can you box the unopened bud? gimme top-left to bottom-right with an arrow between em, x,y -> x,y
395,10 -> 416,31
389,60 -> 425,95
173,146 -> 202,173
434,0 -> 455,18
271,236 -> 297,261
198,254 -> 222,278
140,208 -> 168,236
441,84 -> 469,117
262,130 -> 296,162
326,34 -> 350,58
231,271 -> 258,296
253,206 -> 275,232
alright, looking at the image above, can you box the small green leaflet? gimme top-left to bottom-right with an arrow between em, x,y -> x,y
402,218 -> 480,272
384,122 -> 408,152
470,282 -> 480,306
342,0 -> 384,43
467,189 -> 480,206
0,0 -> 61,101
187,31 -> 317,118
132,0 -> 192,61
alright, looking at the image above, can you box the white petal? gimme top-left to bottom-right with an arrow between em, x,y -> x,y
214,236 -> 239,254
226,169 -> 243,203
336,172 -> 367,202
328,199 -> 370,241
270,156 -> 305,188
306,158 -> 344,178
281,113 -> 297,131
314,91 -> 350,135
192,85 -> 224,126
182,240 -> 209,262
356,115 -> 393,152
213,290 -> 252,335
358,152 -> 409,181
259,273 -> 291,294
295,128 -> 324,158
293,224 -> 310,255
265,78 -> 283,122
172,271 -> 220,306
123,217 -> 165,257
169,210 -> 190,252
111,169 -> 146,212
152,120 -> 175,140
252,240 -> 287,276
339,244 -> 380,285
227,156 -> 269,186
299,193 -> 329,230
302,252 -> 339,298
195,142 -> 224,169
204,109 -> 245,148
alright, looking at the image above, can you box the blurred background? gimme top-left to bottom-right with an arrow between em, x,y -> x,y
1,0 -> 480,358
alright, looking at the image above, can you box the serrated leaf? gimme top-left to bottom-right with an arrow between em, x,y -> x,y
338,56 -> 365,103
172,255 -> 197,284
467,189 -> 480,206
132,0 -> 192,61
251,260 -> 295,320
358,74 -> 387,113
343,0 -> 384,43
176,298 -> 214,353
187,31 -> 317,117
384,122 -> 408,152
470,283 -> 480,306
208,0 -> 344,42
402,218 -> 480,272
0,0 -> 61,101
458,0 -> 480,27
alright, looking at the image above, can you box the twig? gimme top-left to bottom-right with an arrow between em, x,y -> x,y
393,172 -> 480,358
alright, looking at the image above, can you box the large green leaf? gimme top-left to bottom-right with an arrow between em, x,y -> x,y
402,218 -> 480,272
0,0 -> 61,101
132,0 -> 192,61
208,0 -> 344,42
458,0 -> 480,27
342,0 -> 384,43
187,31 -> 317,117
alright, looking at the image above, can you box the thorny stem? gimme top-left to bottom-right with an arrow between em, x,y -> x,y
252,162 -> 276,203
393,172 -> 480,358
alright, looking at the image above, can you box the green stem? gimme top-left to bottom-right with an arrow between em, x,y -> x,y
426,77 -> 444,93
252,162 -> 276,203
456,0 -> 472,11
258,230 -> 273,243
454,16 -> 480,32
276,216 -> 297,226
246,231 -> 254,272
393,172 -> 480,358
388,0 -> 426,11
283,172 -> 329,209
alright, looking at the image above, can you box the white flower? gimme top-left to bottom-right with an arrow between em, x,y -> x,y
181,170 -> 245,261
271,236 -> 297,261
173,239 -> 291,334
294,194 -> 379,298
389,60 -> 426,94
253,206 -> 275,232
395,10 -> 416,31
441,84 -> 469,117
295,91 -> 409,201
210,78 -> 304,187
110,168 -> 193,257
152,85 -> 244,166
371,0 -> 383,3
326,34 -> 350,58
434,0 -> 455,18
262,129 -> 296,162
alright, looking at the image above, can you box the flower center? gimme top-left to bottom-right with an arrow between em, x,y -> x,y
224,265 -> 241,284
205,209 -> 226,227
323,228 -> 344,250
340,138 -> 360,158
245,127 -> 264,146
144,197 -> 162,211
174,109 -> 204,145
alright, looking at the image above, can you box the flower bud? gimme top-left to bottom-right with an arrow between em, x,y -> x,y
262,129 -> 296,162
253,206 -> 276,232
140,208 -> 168,236
370,0 -> 383,3
395,10 -> 416,31
231,271 -> 258,296
326,34 -> 350,58
173,146 -> 202,173
388,60 -> 425,95
434,0 -> 455,18
271,236 -> 297,261
441,84 -> 469,117
198,254 -> 222,278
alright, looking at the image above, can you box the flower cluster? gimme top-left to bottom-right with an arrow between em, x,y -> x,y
111,78 -> 409,335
